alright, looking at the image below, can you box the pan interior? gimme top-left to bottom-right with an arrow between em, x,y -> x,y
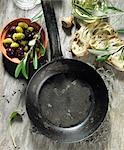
38,72 -> 95,128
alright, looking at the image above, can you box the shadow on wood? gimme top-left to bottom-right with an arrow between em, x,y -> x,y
53,0 -> 63,8
28,113 -> 111,150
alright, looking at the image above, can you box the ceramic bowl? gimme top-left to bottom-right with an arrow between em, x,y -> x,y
0,18 -> 47,64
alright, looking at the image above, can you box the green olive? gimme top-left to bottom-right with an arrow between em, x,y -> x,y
24,45 -> 28,52
24,52 -> 27,56
27,27 -> 34,32
21,40 -> 28,46
10,42 -> 19,48
3,38 -> 13,44
18,22 -> 28,29
16,26 -> 23,33
13,33 -> 25,41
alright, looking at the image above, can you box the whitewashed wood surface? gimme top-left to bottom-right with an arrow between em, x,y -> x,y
0,0 -> 124,150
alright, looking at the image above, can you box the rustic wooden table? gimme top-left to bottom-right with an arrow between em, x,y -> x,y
0,0 -> 124,150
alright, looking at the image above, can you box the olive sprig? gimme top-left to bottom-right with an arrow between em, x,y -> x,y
9,111 -> 23,148
96,46 -> 124,62
72,0 -> 124,23
31,10 -> 43,22
15,27 -> 45,79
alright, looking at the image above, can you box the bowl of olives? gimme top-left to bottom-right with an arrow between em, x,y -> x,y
0,18 -> 47,64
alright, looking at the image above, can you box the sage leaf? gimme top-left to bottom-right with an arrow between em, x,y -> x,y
15,61 -> 23,78
40,43 -> 45,56
33,50 -> 38,70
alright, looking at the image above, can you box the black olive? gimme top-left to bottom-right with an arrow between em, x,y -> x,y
15,47 -> 24,60
3,43 -> 10,48
9,26 -> 16,33
6,48 -> 15,58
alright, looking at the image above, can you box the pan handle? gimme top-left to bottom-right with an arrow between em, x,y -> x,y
41,0 -> 62,60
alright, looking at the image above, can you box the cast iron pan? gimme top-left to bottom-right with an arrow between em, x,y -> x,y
26,0 -> 109,143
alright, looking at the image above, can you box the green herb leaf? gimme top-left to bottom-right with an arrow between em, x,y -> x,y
117,29 -> 124,33
73,8 -> 98,22
119,47 -> 124,60
15,56 -> 29,80
31,11 -> 43,22
101,1 -> 108,12
94,47 -> 109,51
73,3 -> 92,16
9,111 -> 23,148
22,56 -> 28,79
107,6 -> 123,12
72,0 -> 123,22
26,60 -> 29,78
33,50 -> 38,70
96,55 -> 110,62
9,112 -> 18,124
88,48 -> 109,56
15,61 -> 23,78
39,43 -> 45,56
9,111 -> 22,124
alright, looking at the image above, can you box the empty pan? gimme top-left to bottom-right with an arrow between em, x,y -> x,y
26,0 -> 109,143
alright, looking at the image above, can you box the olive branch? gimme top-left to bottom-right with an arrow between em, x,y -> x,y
15,27 -> 45,79
72,0 -> 124,23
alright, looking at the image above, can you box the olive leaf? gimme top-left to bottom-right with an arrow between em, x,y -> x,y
15,61 -> 23,78
22,56 -> 28,80
106,0 -> 123,12
96,55 -> 110,62
94,47 -> 109,51
26,60 -> 29,77
33,50 -> 38,70
107,6 -> 123,12
73,3 -> 92,16
39,43 -> 45,56
31,11 -> 43,22
15,57 -> 29,80
119,47 -> 124,60
9,111 -> 22,124
72,0 -> 123,22
117,29 -> 124,33
14,27 -> 45,80
10,111 -> 18,124
9,111 -> 23,148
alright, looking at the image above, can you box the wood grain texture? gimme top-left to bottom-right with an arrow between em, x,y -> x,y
0,0 -> 123,150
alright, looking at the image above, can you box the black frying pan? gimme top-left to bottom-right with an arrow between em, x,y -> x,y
26,0 -> 109,143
